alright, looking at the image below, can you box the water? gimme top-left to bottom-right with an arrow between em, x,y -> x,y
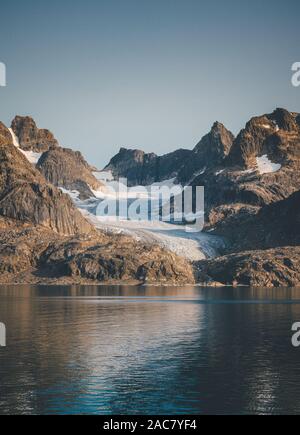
0,285 -> 300,415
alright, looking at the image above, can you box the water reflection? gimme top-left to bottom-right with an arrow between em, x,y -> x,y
0,286 -> 300,414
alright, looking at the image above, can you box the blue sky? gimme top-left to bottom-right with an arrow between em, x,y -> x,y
0,0 -> 299,167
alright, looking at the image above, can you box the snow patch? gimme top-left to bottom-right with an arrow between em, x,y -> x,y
215,169 -> 225,175
93,171 -> 114,182
20,150 -> 42,164
8,128 -> 20,147
9,128 -> 42,164
59,187 -> 81,201
256,155 -> 281,174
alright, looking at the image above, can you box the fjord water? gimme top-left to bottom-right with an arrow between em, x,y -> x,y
0,286 -> 300,415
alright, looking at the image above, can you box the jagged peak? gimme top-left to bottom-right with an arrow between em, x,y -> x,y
11,115 -> 58,152
268,107 -> 299,132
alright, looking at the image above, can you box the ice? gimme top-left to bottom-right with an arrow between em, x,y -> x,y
19,150 -> 42,164
256,155 -> 281,174
9,128 -> 42,164
8,128 -> 20,147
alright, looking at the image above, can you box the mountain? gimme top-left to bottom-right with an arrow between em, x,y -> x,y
177,122 -> 235,184
37,147 -> 105,200
104,122 -> 234,186
11,116 -> 58,152
104,147 -> 192,186
1,107 -> 300,287
102,107 -> 300,287
189,108 -> 300,220
228,108 -> 300,168
0,122 -> 94,235
10,115 -> 106,199
0,120 -> 194,285
192,108 -> 300,287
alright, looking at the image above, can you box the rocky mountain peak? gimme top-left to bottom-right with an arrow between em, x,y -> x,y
11,115 -> 58,152
0,122 -> 94,236
227,109 -> 300,168
193,122 -> 234,158
176,122 -> 234,184
37,147 -> 106,200
269,108 -> 299,132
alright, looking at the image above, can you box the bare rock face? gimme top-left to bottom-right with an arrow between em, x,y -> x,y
198,189 -> 300,287
227,108 -> 300,169
0,121 -> 13,146
104,147 -> 192,186
104,123 -> 234,186
0,123 -> 94,236
37,147 -> 106,199
196,247 -> 300,287
187,108 -> 300,288
208,190 -> 300,253
11,116 -> 58,152
177,122 -> 235,184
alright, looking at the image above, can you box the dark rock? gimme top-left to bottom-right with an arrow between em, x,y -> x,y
104,147 -> 192,186
196,247 -> 300,287
177,122 -> 234,184
208,190 -> 300,253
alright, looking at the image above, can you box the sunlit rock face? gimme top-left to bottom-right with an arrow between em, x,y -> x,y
37,147 -> 106,200
188,109 -> 300,218
11,115 -> 58,152
227,108 -> 300,169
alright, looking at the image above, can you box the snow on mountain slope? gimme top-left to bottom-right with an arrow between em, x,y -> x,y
9,128 -> 42,164
61,176 -> 225,261
256,155 -> 281,174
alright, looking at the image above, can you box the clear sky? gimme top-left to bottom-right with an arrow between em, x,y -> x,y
0,0 -> 299,168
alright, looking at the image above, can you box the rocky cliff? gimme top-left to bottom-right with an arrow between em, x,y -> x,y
10,115 -> 106,199
37,146 -> 106,199
11,116 -> 58,152
190,109 -> 300,287
104,147 -> 192,186
0,122 -> 94,235
177,122 -> 235,184
189,109 -> 300,216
